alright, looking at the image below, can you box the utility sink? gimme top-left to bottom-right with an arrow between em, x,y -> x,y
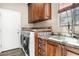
66,42 -> 79,46
48,36 -> 65,42
48,35 -> 79,46
65,37 -> 79,46
64,37 -> 77,42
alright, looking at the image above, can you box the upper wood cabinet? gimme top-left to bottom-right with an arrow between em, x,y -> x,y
28,3 -> 51,23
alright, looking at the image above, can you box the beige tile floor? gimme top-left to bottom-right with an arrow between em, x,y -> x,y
0,48 -> 25,56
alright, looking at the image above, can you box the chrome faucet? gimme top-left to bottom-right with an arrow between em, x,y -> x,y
67,10 -> 75,38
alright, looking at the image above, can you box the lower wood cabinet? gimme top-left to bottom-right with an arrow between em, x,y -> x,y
63,46 -> 79,56
37,38 -> 63,56
47,42 -> 57,56
46,42 -> 79,56
47,40 -> 62,56
38,38 -> 47,56
66,50 -> 79,56
35,37 -> 79,56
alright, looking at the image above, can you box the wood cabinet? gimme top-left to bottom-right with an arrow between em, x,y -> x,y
35,36 -> 79,56
47,40 -> 62,56
35,31 -> 39,56
46,41 -> 79,56
34,31 -> 79,56
38,38 -> 47,56
66,50 -> 79,56
28,3 -> 51,23
44,4 -> 51,20
63,46 -> 79,56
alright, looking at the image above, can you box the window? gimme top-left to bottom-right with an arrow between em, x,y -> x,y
59,6 -> 79,26
73,7 -> 79,25
59,10 -> 72,26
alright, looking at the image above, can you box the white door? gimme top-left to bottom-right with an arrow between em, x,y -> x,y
0,9 -> 21,51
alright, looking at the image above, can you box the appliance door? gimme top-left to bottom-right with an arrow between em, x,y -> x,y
21,34 -> 30,56
0,9 -> 21,51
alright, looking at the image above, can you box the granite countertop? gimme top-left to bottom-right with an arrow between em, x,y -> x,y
39,35 -> 79,49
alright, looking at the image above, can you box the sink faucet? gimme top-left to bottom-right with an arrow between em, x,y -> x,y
67,9 -> 75,38
67,21 -> 73,37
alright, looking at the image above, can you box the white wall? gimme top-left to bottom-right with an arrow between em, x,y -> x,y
1,3 -> 78,34
0,3 -> 33,28
0,3 -> 61,33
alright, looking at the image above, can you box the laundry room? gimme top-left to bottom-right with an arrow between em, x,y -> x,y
0,3 -> 79,56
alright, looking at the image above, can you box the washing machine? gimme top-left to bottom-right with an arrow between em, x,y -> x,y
21,31 -> 30,56
21,31 -> 35,56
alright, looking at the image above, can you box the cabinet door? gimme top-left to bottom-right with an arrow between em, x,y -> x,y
42,39 -> 47,56
28,4 -> 34,23
38,4 -> 44,20
47,41 -> 62,56
47,42 -> 57,56
44,3 -> 51,20
32,4 -> 44,22
35,31 -> 39,56
32,4 -> 39,22
28,3 -> 51,23
56,45 -> 62,56
28,3 -> 44,23
66,50 -> 79,56
64,46 -> 79,56
38,38 -> 47,56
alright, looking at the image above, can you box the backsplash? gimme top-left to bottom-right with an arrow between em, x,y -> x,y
38,32 -> 51,38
